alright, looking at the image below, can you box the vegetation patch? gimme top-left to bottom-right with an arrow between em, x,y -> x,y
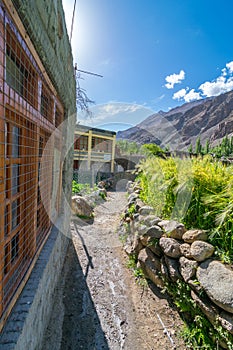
136,155 -> 233,263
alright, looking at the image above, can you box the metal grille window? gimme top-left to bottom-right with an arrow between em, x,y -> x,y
6,24 -> 38,109
0,3 -> 65,327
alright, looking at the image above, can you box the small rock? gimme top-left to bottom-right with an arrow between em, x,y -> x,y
219,311 -> 233,334
164,256 -> 182,282
137,224 -> 148,235
139,206 -> 154,216
128,193 -> 138,203
190,241 -> 215,262
140,215 -> 161,226
159,220 -> 186,240
131,236 -> 144,256
147,241 -> 162,257
179,256 -> 198,282
180,243 -> 192,258
159,237 -> 181,258
140,234 -> 150,246
71,195 -> 94,218
145,225 -> 164,239
135,198 -> 145,210
137,248 -> 164,288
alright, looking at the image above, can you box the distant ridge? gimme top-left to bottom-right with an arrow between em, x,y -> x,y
117,91 -> 233,150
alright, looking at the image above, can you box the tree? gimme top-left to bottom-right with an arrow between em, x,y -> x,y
140,143 -> 165,158
204,139 -> 210,155
195,137 -> 202,155
188,143 -> 193,154
75,67 -> 94,113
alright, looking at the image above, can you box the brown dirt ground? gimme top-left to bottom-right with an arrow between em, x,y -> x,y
42,190 -> 187,350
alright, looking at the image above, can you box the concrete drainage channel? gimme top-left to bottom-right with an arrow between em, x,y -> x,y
42,191 -> 185,350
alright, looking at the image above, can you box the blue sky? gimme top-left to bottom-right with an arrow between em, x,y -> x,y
62,0 -> 233,131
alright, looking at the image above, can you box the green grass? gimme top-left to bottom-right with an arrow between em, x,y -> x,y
136,155 -> 233,262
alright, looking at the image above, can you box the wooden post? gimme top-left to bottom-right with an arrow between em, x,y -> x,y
111,135 -> 116,173
87,130 -> 92,171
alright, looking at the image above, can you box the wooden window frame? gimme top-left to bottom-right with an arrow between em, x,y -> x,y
5,23 -> 38,109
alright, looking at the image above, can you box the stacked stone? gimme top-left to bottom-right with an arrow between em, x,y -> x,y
119,181 -> 233,348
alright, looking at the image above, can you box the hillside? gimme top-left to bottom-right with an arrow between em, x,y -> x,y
117,90 -> 233,150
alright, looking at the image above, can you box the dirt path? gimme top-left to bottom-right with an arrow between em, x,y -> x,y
42,191 -> 186,350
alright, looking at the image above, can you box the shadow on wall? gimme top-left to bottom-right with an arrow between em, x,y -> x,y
42,240 -> 110,350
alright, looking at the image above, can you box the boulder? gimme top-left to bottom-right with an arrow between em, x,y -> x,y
159,237 -> 181,258
179,257 -> 198,282
197,260 -> 233,314
190,241 -> 215,262
182,229 -> 208,243
158,220 -> 186,240
137,248 -> 164,288
180,243 -> 192,258
71,195 -> 94,218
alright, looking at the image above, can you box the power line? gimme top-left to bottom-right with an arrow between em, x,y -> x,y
70,0 -> 77,41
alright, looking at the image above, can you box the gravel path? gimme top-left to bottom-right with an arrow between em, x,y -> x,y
42,191 -> 186,350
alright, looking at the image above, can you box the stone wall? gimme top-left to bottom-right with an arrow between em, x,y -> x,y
119,180 -> 233,349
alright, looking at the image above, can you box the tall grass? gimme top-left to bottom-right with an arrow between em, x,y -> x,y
137,155 -> 233,262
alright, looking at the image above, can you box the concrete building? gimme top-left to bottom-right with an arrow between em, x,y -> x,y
0,0 -> 76,348
73,124 -> 116,183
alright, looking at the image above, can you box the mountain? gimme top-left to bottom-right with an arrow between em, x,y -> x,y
117,90 -> 233,150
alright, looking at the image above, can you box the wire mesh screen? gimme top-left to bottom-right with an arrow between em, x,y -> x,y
0,3 -> 64,322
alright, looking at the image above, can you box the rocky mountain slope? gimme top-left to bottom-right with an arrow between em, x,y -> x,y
117,90 -> 233,150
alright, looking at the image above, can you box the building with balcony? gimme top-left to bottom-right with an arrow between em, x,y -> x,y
73,124 -> 116,183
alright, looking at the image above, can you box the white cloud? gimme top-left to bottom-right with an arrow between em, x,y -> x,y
198,61 -> 233,98
100,103 -> 142,115
199,75 -> 233,97
226,61 -> 233,73
173,88 -> 201,102
165,70 -> 185,89
172,61 -> 233,103
173,88 -> 187,100
183,89 -> 202,102
77,102 -> 154,129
